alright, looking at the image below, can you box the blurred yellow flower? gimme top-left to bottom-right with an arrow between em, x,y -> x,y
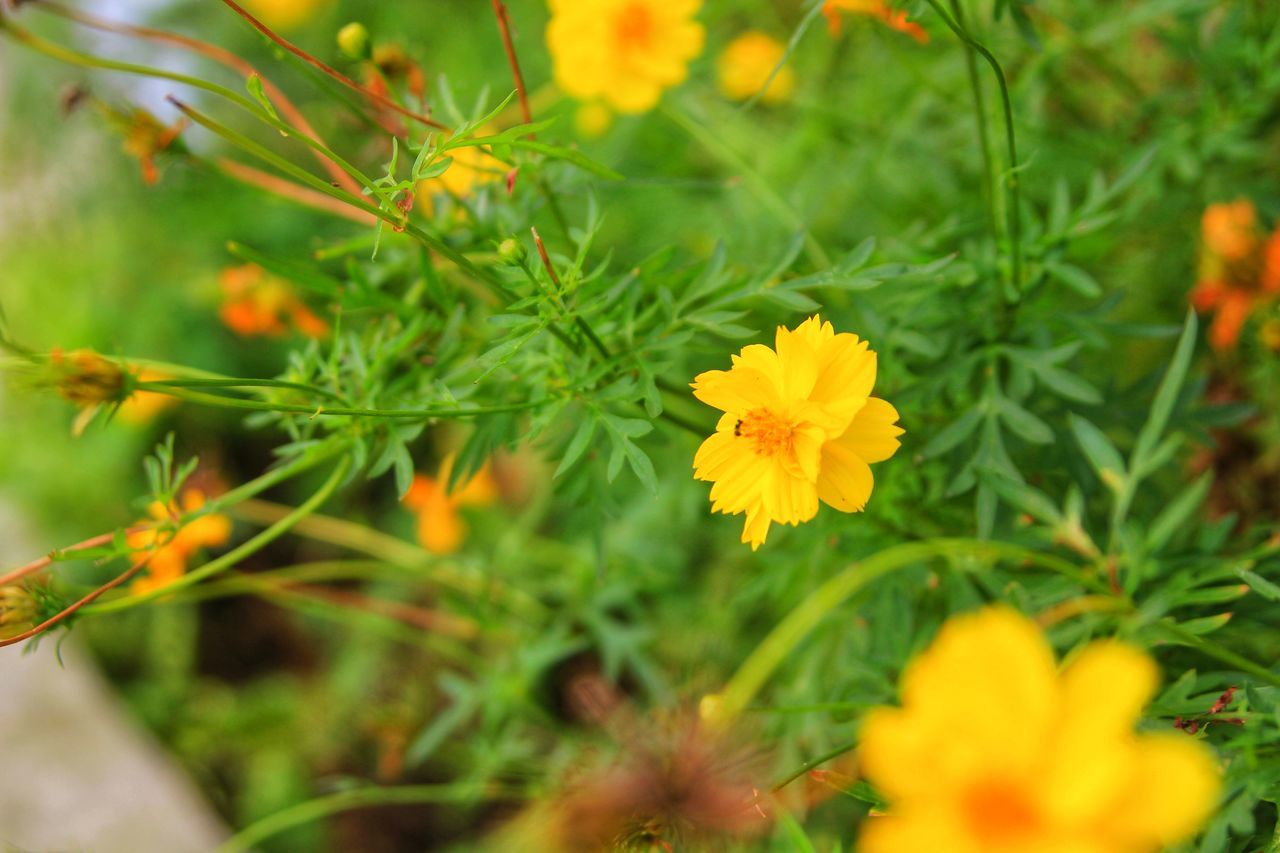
547,0 -> 704,114
242,0 -> 328,31
824,0 -> 929,43
118,369 -> 178,425
717,31 -> 794,104
859,606 -> 1221,853
419,131 -> 506,200
692,316 -> 902,549
129,489 -> 232,596
402,459 -> 497,555
574,102 -> 615,139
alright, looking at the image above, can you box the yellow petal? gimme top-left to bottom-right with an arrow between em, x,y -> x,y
816,437 -> 874,512
832,397 -> 903,463
1100,734 -> 1221,848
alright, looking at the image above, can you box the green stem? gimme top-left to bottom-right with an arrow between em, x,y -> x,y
137,377 -> 344,402
708,539 -> 1109,725
771,741 -> 857,792
923,0 -> 1023,292
661,102 -> 831,269
87,457 -> 352,613
140,384 -> 554,420
950,0 -> 1000,244
216,783 -> 510,853
1161,623 -> 1280,688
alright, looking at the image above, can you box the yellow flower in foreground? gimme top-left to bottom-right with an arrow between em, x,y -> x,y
547,0 -> 704,114
402,459 -> 497,554
859,606 -> 1221,853
128,489 -> 232,596
692,316 -> 902,549
717,31 -> 795,104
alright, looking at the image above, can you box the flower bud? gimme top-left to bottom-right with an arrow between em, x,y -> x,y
0,585 -> 39,640
337,22 -> 371,61
51,349 -> 127,407
497,238 -> 527,266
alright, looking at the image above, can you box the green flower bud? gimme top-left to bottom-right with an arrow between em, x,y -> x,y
337,22 -> 372,61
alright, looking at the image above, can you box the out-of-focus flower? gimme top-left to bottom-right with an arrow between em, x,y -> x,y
336,21 -> 372,60
402,458 -> 497,554
1191,200 -> 1280,350
1261,317 -> 1280,352
574,102 -> 614,139
716,31 -> 795,104
858,606 -> 1221,853
242,0 -> 328,31
0,585 -> 40,641
547,0 -> 704,114
219,264 -> 329,339
119,108 -> 186,186
692,315 -> 902,549
128,489 -> 232,597
823,0 -> 929,43
419,130 -> 507,200
117,369 -> 178,425
49,348 -> 126,408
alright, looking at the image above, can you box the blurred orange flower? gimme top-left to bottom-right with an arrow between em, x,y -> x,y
128,489 -> 232,596
823,0 -> 929,43
402,459 -> 497,555
219,264 -> 329,339
1190,200 -> 1280,350
119,108 -> 186,186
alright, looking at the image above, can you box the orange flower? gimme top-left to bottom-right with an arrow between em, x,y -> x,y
120,108 -> 186,186
402,459 -> 497,554
218,264 -> 329,339
823,0 -> 929,43
128,489 -> 232,596
1190,200 -> 1280,350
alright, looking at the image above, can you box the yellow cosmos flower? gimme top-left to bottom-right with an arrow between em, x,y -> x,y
858,606 -> 1222,853
547,0 -> 705,114
128,489 -> 232,596
242,0 -> 328,31
692,316 -> 902,549
717,31 -> 795,104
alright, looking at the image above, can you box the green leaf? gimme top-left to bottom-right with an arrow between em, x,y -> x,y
1132,308 -> 1198,469
510,139 -> 624,181
245,73 -> 279,121
1237,568 -> 1280,602
922,406 -> 983,458
996,397 -> 1053,444
1030,363 -> 1102,405
555,415 -> 598,478
986,474 -> 1063,525
1146,471 -> 1211,552
1044,261 -> 1101,298
1068,415 -> 1126,489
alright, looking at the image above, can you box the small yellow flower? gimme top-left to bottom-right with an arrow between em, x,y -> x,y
129,489 -> 233,596
547,0 -> 705,114
242,0 -> 328,31
402,458 -> 498,555
692,316 -> 902,549
574,102 -> 615,139
0,585 -> 40,641
858,606 -> 1221,853
717,31 -> 795,104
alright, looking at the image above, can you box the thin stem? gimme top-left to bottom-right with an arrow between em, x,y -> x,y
0,559 -> 151,648
212,158 -> 377,225
1161,623 -> 1280,688
218,0 -> 448,130
87,457 -> 353,613
489,0 -> 533,130
137,377 -> 345,402
770,741 -> 857,792
923,0 -> 1024,292
0,525 -> 146,587
708,539 -> 1111,725
950,0 -> 999,244
661,102 -> 831,269
531,226 -> 612,362
217,783 -> 512,853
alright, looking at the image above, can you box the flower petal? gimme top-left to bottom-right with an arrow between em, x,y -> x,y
816,438 -> 874,512
832,397 -> 903,463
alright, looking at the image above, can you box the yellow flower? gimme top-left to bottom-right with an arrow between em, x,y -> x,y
118,369 -> 178,425
402,459 -> 498,555
419,130 -> 507,200
692,316 -> 902,549
717,31 -> 795,104
547,0 -> 705,114
858,606 -> 1221,853
129,489 -> 233,596
242,0 -> 328,30
574,102 -> 615,138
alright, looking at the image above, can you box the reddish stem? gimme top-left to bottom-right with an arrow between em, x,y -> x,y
0,526 -> 147,587
218,0 -> 449,131
531,226 -> 561,286
489,0 -> 534,133
0,559 -> 151,649
215,157 -> 377,224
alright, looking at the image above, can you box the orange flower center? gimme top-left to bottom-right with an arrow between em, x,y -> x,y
963,778 -> 1041,845
615,2 -> 655,49
736,408 -> 794,457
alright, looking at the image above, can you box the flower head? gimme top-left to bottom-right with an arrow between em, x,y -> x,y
1191,200 -> 1280,350
858,606 -> 1221,853
49,349 -> 126,408
0,585 -> 40,641
402,458 -> 497,554
823,0 -> 929,43
547,0 -> 704,114
219,264 -> 329,339
128,489 -> 232,596
243,0 -> 329,30
717,31 -> 795,105
692,316 -> 902,549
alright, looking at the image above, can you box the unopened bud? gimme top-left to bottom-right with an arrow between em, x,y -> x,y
0,586 -> 39,640
337,22 -> 371,61
497,238 -> 527,265
51,349 -> 127,407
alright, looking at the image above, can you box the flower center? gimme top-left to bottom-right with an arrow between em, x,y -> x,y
962,778 -> 1041,844
735,408 -> 794,457
614,2 -> 654,49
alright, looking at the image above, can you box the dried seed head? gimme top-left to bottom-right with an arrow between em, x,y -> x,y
0,586 -> 40,640
50,349 -> 127,407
